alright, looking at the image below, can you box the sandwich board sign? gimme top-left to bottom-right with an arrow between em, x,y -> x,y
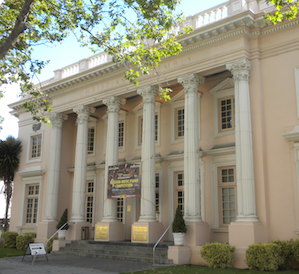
22,243 -> 48,261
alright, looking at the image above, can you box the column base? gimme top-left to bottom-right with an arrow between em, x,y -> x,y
36,221 -> 58,243
229,221 -> 263,247
131,222 -> 163,244
94,222 -> 124,241
184,221 -> 210,246
66,222 -> 91,241
168,246 -> 191,265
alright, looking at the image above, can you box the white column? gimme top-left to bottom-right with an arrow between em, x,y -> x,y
70,105 -> 90,222
102,96 -> 121,222
178,73 -> 204,222
43,113 -> 68,221
137,86 -> 159,222
226,58 -> 258,222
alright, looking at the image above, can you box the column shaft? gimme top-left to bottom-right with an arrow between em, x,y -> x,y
138,86 -> 158,222
178,74 -> 204,222
102,96 -> 121,222
43,113 -> 68,221
226,58 -> 258,222
70,105 -> 90,222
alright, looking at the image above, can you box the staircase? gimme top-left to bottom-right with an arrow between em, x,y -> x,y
52,240 -> 173,264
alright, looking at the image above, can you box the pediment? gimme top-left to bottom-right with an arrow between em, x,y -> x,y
210,78 -> 234,95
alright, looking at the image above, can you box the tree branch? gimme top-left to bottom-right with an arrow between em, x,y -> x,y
0,0 -> 35,60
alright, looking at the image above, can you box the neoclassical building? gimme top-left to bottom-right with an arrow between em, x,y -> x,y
8,0 -> 299,267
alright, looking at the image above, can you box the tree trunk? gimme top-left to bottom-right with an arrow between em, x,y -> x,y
4,180 -> 12,232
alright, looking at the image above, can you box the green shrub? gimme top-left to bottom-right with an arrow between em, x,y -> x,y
292,239 -> 299,262
56,208 -> 69,230
24,232 -> 36,238
1,231 -> 18,248
246,243 -> 284,271
46,237 -> 58,253
200,243 -> 235,268
16,234 -> 35,251
172,206 -> 186,233
271,240 -> 293,270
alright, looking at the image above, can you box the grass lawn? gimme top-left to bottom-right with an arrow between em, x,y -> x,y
0,247 -> 24,258
121,265 -> 299,274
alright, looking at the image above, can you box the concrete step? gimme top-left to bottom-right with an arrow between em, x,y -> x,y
52,240 -> 174,265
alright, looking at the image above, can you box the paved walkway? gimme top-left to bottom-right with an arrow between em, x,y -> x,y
0,254 -> 171,274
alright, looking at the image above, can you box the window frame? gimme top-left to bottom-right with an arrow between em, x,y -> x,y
218,166 -> 237,227
87,117 -> 97,157
26,130 -> 43,164
218,96 -> 235,133
85,180 -> 94,224
210,78 -> 235,138
211,154 -> 236,232
24,184 -> 40,225
133,102 -> 161,151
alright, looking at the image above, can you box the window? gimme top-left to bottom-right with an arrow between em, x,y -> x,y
210,78 -> 235,138
219,97 -> 235,131
27,131 -> 43,163
119,121 -> 124,148
85,181 -> 94,223
155,173 -> 160,221
175,172 -> 184,215
138,114 -> 158,146
87,117 -> 97,157
88,128 -> 95,154
175,107 -> 184,139
25,184 -> 39,224
219,166 -> 237,226
117,198 -> 124,222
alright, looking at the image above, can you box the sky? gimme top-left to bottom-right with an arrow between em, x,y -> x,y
0,0 -> 226,218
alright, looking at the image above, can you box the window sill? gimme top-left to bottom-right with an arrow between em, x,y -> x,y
215,130 -> 235,138
26,158 -> 42,164
211,227 -> 228,233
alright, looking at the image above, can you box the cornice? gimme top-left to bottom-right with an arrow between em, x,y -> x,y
283,126 -> 299,142
9,12 -> 299,114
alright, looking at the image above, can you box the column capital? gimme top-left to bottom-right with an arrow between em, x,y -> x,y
73,105 -> 90,124
137,85 -> 159,104
103,96 -> 122,113
49,113 -> 68,128
226,58 -> 251,81
177,73 -> 205,94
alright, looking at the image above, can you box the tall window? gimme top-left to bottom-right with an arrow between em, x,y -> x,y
175,108 -> 184,139
117,198 -> 124,222
175,172 -> 184,215
119,121 -> 124,148
85,181 -> 94,223
138,114 -> 158,145
219,166 -> 237,226
219,97 -> 235,132
31,135 -> 42,159
25,184 -> 39,224
155,174 -> 160,221
88,127 -> 95,154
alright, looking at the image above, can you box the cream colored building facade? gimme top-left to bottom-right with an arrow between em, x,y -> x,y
8,0 -> 299,268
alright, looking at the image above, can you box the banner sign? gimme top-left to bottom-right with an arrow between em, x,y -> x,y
107,164 -> 141,198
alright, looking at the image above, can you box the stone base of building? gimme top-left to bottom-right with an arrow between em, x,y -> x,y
66,222 -> 91,241
36,221 -> 58,243
184,222 -> 210,246
229,221 -> 263,247
94,222 -> 124,241
168,246 -> 191,264
52,239 -> 71,252
131,222 -> 163,243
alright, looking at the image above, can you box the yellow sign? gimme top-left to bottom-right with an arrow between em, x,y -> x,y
132,225 -> 148,242
95,225 -> 109,240
127,205 -> 131,212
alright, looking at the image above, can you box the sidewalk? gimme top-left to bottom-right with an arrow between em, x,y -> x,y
0,254 -> 170,274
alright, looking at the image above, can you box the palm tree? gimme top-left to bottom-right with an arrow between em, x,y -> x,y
0,136 -> 22,232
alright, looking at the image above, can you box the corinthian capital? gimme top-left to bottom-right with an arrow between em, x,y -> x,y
73,105 -> 90,124
49,113 -> 68,128
177,73 -> 205,94
137,85 -> 159,104
103,96 -> 122,113
226,58 -> 251,81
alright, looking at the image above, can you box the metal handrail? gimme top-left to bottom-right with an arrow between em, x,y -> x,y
153,222 -> 172,265
45,222 -> 69,249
